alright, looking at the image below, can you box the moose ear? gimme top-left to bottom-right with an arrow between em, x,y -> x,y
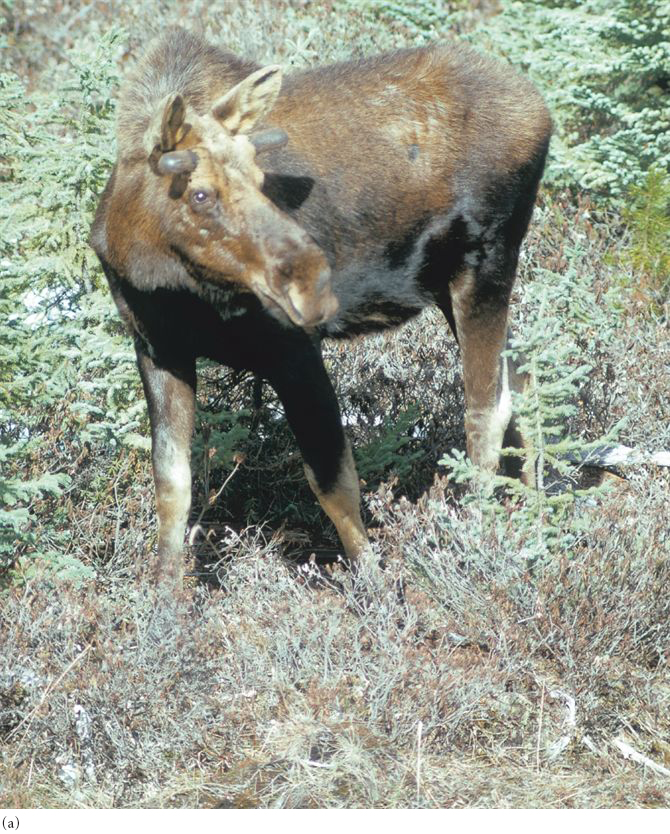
211,65 -> 282,134
143,92 -> 188,155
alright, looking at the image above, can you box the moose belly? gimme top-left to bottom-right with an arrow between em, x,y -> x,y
318,210 -> 474,339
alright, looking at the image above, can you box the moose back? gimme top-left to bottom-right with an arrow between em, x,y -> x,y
90,27 -> 551,587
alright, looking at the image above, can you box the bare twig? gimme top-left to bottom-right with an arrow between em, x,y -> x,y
416,719 -> 423,805
8,644 -> 92,752
27,754 -> 35,788
536,682 -> 545,771
612,737 -> 670,777
192,459 -> 241,533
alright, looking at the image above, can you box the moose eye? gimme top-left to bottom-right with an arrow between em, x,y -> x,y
190,188 -> 214,209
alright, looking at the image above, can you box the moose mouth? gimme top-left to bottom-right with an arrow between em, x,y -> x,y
252,282 -> 339,329
171,244 -> 338,329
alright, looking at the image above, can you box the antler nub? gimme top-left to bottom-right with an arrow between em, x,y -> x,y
156,149 -> 199,175
249,128 -> 289,154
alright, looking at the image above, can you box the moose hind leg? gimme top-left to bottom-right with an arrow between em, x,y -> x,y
447,268 -> 513,472
137,348 -> 196,588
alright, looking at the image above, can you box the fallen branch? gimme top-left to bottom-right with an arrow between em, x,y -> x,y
570,444 -> 670,469
546,689 -> 577,761
612,736 -> 670,777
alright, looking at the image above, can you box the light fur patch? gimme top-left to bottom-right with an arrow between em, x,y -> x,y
490,354 -> 513,452
449,268 -> 512,471
153,428 -> 192,557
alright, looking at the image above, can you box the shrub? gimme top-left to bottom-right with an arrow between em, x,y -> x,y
0,31 -> 124,575
619,166 -> 670,316
477,0 -> 670,198
441,230 -> 625,564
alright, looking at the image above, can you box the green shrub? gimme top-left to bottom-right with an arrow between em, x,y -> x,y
619,166 -> 670,315
478,0 -> 670,199
354,406 -> 424,487
0,31 -> 123,572
358,0 -> 456,38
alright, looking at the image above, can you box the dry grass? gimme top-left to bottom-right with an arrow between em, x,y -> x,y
2,0 -> 669,809
2,472 -> 669,807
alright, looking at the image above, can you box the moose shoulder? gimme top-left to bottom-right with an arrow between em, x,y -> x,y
90,27 -> 551,588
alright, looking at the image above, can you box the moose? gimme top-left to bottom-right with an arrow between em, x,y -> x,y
90,27 -> 552,588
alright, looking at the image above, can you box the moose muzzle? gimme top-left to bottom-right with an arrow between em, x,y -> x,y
253,241 -> 338,328
247,213 -> 338,328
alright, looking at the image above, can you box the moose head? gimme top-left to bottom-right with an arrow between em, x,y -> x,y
139,65 -> 337,328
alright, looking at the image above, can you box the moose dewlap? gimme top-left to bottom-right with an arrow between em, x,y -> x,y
90,27 -> 551,588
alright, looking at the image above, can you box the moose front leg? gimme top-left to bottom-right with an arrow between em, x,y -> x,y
265,340 -> 368,565
303,439 -> 368,560
136,347 -> 196,588
447,268 -> 513,472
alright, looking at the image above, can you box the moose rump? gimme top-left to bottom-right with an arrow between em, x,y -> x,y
90,27 -> 551,588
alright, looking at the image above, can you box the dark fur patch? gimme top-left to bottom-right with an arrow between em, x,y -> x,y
418,215 -> 473,293
338,299 -> 424,336
263,173 -> 315,211
471,137 -> 551,310
499,137 -> 550,251
264,338 -> 346,493
168,172 -> 190,199
384,217 -> 430,270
